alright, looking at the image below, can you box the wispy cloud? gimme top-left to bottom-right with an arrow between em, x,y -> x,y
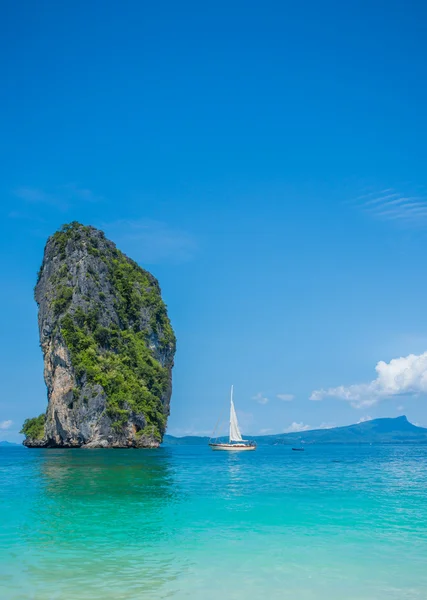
13,184 -> 102,212
0,420 -> 13,430
310,351 -> 427,408
348,186 -> 427,226
259,428 -> 273,434
8,210 -> 46,223
62,183 -> 101,203
167,427 -> 212,437
252,392 -> 269,405
103,219 -> 197,265
14,187 -> 66,209
351,188 -> 394,202
277,393 -> 294,401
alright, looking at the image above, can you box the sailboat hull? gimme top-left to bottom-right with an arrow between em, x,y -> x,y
209,443 -> 256,451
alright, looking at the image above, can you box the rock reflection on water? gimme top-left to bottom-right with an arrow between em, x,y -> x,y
38,447 -> 177,501
19,448 -> 183,600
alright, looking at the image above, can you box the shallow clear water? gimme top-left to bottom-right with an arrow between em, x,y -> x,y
1,444 -> 427,599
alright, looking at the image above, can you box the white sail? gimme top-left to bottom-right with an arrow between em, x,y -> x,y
229,386 -> 244,442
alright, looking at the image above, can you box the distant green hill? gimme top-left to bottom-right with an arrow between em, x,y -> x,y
0,441 -> 19,447
163,416 -> 427,445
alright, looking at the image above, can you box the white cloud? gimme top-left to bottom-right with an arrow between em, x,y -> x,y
259,428 -> 273,435
357,416 -> 373,424
310,351 -> 427,408
283,421 -> 335,433
276,393 -> 294,401
397,405 -> 404,412
284,422 -> 311,433
252,392 -> 269,405
0,420 -> 13,430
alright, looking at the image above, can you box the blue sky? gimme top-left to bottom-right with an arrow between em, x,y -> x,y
1,0 -> 427,441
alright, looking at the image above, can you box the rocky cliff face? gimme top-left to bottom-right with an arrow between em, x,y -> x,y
22,222 -> 175,448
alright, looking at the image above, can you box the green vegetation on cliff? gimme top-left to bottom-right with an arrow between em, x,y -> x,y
60,311 -> 170,436
54,222 -> 175,439
20,414 -> 45,440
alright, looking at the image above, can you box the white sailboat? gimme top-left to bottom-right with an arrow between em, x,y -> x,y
209,386 -> 256,451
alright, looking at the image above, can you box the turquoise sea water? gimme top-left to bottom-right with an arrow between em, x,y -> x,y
1,445 -> 427,599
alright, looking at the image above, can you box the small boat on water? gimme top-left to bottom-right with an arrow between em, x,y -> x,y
292,437 -> 305,451
209,386 -> 256,451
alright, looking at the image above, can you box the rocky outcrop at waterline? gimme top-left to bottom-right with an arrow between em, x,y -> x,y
22,222 -> 176,448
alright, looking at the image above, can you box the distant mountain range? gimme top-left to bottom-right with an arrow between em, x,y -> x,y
4,416 -> 426,447
163,416 -> 427,445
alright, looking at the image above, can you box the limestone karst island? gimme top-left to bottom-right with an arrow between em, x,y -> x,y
21,222 -> 176,448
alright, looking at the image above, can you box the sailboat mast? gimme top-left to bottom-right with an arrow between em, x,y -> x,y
229,385 -> 233,443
